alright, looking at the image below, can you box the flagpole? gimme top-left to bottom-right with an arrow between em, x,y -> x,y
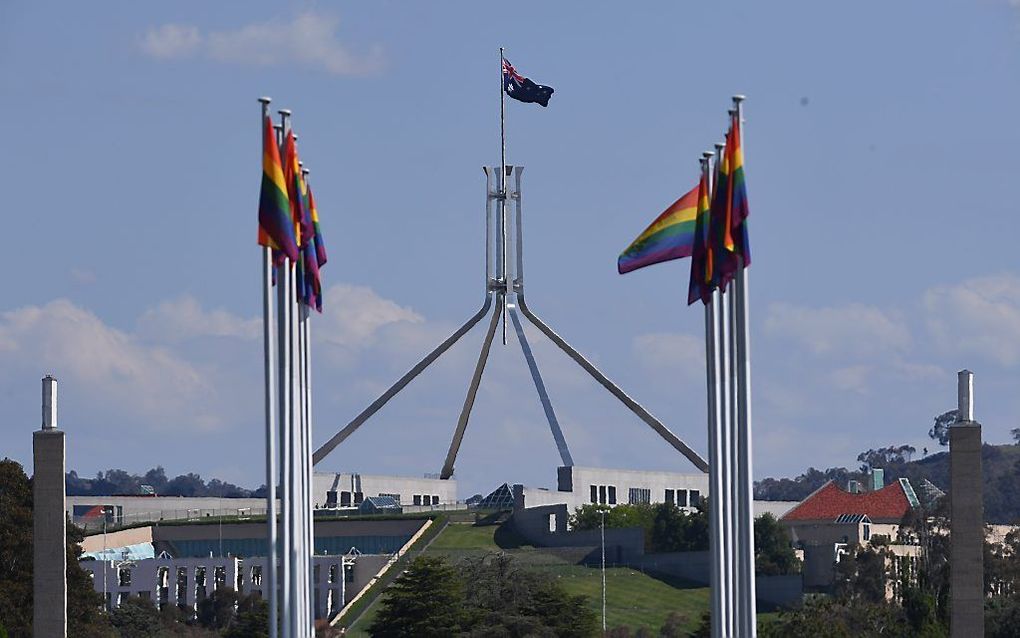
278,108 -> 298,638
294,154 -> 307,637
701,150 -> 724,638
273,111 -> 293,632
499,46 -> 508,346
732,93 -> 757,637
258,96 -> 280,638
304,304 -> 315,623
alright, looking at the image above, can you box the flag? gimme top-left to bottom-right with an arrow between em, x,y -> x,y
258,116 -> 298,262
299,176 -> 322,311
503,58 -> 554,107
281,130 -> 311,249
618,185 -> 700,274
687,172 -> 713,305
728,112 -> 751,267
308,186 -> 327,269
710,114 -> 751,291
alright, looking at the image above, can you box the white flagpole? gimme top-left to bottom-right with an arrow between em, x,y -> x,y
733,94 -> 757,636
274,115 -> 293,638
701,151 -> 725,638
258,96 -> 280,638
717,287 -> 734,637
278,108 -> 299,638
305,306 -> 316,625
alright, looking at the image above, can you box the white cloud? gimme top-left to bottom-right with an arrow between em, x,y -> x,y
140,24 -> 201,59
925,273 -> 1020,365
316,284 -> 423,349
0,299 -> 214,426
140,13 -> 383,75
764,302 -> 911,358
632,332 -> 704,373
137,295 -> 260,342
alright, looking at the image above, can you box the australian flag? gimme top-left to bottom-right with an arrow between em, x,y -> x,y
503,58 -> 554,107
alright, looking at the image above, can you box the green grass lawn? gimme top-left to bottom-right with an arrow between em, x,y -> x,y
347,521 -> 777,636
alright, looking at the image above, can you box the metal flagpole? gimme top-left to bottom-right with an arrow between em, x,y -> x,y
258,96 -> 279,638
278,108 -> 299,638
733,94 -> 757,637
305,305 -> 316,624
275,114 -> 293,638
718,288 -> 735,637
701,151 -> 724,638
499,46 -> 508,345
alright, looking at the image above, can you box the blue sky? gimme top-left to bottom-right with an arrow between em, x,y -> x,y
2,2 -> 1020,496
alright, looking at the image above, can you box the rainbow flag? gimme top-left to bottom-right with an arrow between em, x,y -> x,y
299,176 -> 322,311
687,173 -> 713,305
618,185 -> 700,274
710,114 -> 751,291
281,130 -> 310,249
309,186 -> 327,269
257,116 -> 298,262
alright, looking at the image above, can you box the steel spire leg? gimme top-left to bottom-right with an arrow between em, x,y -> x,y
516,292 -> 709,473
312,294 -> 494,466
441,293 -> 503,479
509,305 -> 573,466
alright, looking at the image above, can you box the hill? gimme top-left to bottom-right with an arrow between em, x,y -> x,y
755,443 -> 1020,524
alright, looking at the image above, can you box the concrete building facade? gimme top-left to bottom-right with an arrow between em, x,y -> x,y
950,369 -> 984,638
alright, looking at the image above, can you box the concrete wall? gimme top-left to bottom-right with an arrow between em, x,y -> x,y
950,422 -> 984,638
510,504 -> 645,563
34,428 -> 67,638
68,495 -> 271,531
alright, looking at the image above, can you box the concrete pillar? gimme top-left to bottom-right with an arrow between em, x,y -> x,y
33,375 -> 67,638
950,369 -> 984,638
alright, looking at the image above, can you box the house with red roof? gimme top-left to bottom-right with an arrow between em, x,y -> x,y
781,470 -> 921,592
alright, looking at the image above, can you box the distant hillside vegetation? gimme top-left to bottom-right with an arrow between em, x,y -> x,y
755,443 -> 1020,525
66,466 -> 264,498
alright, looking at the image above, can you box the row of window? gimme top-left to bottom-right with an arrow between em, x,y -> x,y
589,484 -> 702,507
412,494 -> 440,506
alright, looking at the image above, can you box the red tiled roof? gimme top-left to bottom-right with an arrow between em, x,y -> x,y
781,480 -> 912,523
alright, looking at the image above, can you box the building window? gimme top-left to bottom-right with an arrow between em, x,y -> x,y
119,568 -> 132,587
326,490 -> 338,507
378,493 -> 400,504
339,491 -> 351,507
413,495 -> 422,506
329,564 -> 338,584
863,523 -> 871,542
689,490 -> 700,507
251,566 -> 262,587
628,488 -> 651,505
599,485 -> 607,505
432,495 -> 440,505
608,486 -> 617,505
548,514 -> 557,532
677,489 -> 689,507
353,492 -> 364,505
590,485 -> 598,504
665,489 -> 675,505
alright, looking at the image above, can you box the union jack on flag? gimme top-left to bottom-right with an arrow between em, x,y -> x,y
502,57 -> 554,107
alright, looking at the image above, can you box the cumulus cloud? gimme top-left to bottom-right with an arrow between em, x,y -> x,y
140,13 -> 383,75
764,302 -> 911,358
632,332 -> 704,373
0,299 -> 213,426
315,283 -> 423,351
137,295 -> 260,342
925,273 -> 1020,365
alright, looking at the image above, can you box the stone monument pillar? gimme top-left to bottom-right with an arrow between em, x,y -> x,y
33,375 -> 67,638
949,369 -> 983,638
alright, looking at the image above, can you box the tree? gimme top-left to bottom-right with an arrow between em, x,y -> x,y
754,513 -> 800,576
929,410 -> 958,447
834,544 -> 889,604
0,458 -> 112,637
1012,428 -> 1020,445
658,611 -> 687,637
109,595 -> 162,638
196,586 -> 239,630
369,556 -> 469,637
224,593 -> 269,638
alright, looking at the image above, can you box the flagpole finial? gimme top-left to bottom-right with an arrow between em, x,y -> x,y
715,142 -> 725,152
732,94 -> 746,104
258,96 -> 272,105
702,151 -> 714,159
278,108 -> 292,116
